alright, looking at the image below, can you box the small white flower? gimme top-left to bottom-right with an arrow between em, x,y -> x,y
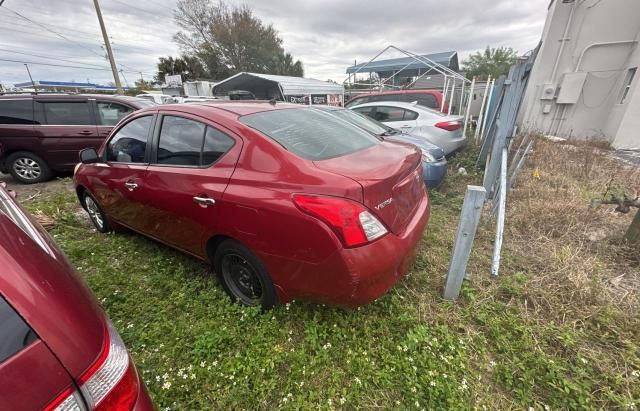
162,373 -> 169,380
126,323 -> 133,329
415,401 -> 420,408
340,397 -> 346,405
354,377 -> 362,385
580,358 -> 588,364
162,381 -> 171,390
631,370 -> 640,378
489,360 -> 496,367
411,386 -> 417,393
430,381 -> 436,387
327,399 -> 333,406
200,361 -> 206,367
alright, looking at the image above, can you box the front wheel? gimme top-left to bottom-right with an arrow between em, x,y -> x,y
214,240 -> 277,309
82,192 -> 111,233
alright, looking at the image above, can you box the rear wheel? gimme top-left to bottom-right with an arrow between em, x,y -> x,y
214,240 -> 277,309
82,192 -> 111,233
6,151 -> 52,184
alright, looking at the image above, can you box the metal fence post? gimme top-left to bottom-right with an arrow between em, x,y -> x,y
491,148 -> 508,277
443,185 -> 487,299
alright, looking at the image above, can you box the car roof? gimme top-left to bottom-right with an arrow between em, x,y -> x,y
350,100 -> 430,110
185,101 -> 304,116
349,89 -> 441,98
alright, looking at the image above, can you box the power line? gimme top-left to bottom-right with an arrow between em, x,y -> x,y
0,47 -> 110,69
0,57 -> 156,75
109,0 -> 173,18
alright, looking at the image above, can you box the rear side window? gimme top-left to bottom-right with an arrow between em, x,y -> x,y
107,115 -> 152,163
373,106 -> 406,122
157,116 -> 205,166
0,296 -> 37,363
96,102 -> 134,126
240,108 -> 379,161
0,100 -> 36,124
41,102 -> 92,125
156,116 -> 235,167
203,127 -> 234,165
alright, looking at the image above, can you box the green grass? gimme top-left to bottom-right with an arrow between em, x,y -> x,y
20,146 -> 640,410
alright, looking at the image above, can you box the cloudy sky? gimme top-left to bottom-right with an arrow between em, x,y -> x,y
0,0 -> 548,87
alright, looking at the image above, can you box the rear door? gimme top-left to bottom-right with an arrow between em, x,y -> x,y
33,98 -> 99,171
0,295 -> 76,411
91,114 -> 155,233
143,112 -> 241,256
94,99 -> 136,139
372,106 -> 418,133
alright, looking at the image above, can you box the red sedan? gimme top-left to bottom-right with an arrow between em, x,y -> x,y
74,102 -> 430,307
0,183 -> 154,410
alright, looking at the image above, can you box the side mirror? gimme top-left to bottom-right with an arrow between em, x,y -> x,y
79,148 -> 99,164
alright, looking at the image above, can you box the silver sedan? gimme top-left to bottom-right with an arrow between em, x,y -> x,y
350,101 -> 465,155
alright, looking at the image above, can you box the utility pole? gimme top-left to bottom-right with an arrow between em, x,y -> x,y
93,0 -> 123,94
24,63 -> 37,94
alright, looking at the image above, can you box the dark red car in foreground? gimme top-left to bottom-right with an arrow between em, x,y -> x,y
0,183 -> 153,410
74,102 -> 430,308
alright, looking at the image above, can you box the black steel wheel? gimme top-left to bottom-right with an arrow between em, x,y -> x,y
214,240 -> 277,308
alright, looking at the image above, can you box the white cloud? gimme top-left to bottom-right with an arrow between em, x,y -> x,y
0,0 -> 548,85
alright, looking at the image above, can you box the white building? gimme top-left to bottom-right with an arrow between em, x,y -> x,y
519,0 -> 640,149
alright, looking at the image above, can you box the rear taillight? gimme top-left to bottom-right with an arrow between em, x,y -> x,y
292,194 -> 387,247
434,120 -> 462,132
47,321 -> 138,411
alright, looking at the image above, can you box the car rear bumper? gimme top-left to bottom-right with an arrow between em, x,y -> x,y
422,159 -> 447,189
266,190 -> 430,307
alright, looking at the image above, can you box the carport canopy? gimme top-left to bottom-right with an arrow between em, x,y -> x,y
212,72 -> 344,99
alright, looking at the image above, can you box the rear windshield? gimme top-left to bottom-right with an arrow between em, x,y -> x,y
240,108 -> 380,160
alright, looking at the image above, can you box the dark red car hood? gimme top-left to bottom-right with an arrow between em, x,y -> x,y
0,207 -> 105,379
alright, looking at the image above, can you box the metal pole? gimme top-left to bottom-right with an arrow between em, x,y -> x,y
441,76 -> 448,112
447,78 -> 455,114
0,1 -> 6,7
474,76 -> 491,142
462,77 -> 475,137
508,140 -> 533,190
491,147 -> 508,277
93,0 -> 123,94
479,78 -> 495,142
24,63 -> 36,94
444,185 -> 487,299
458,79 -> 465,115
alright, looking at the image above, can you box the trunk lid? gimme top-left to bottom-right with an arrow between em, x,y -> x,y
313,141 -> 424,234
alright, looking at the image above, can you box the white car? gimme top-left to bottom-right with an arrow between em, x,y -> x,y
136,94 -> 176,104
351,101 -> 465,155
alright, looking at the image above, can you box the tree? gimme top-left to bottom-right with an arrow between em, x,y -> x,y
463,46 -> 518,79
155,55 -> 206,83
591,193 -> 640,247
174,0 -> 303,78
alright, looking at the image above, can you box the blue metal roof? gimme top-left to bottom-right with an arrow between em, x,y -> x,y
346,51 -> 458,74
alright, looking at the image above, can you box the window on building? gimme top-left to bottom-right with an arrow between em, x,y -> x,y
619,67 -> 637,104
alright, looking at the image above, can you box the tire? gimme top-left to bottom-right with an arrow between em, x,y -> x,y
6,151 -> 52,184
214,239 -> 277,309
82,191 -> 111,233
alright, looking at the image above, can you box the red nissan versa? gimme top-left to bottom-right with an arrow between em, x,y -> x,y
0,183 -> 154,410
74,102 -> 430,308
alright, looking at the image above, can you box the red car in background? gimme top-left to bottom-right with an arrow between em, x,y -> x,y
74,102 -> 430,308
0,183 -> 154,410
344,89 -> 447,113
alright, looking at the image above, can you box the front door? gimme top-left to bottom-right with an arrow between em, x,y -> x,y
92,114 -> 155,233
143,112 -> 241,257
33,99 -> 99,171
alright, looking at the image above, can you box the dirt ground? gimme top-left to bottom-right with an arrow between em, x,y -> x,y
1,172 -> 76,201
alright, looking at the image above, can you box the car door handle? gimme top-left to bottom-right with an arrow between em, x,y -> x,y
193,196 -> 215,207
78,130 -> 94,135
124,181 -> 138,191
